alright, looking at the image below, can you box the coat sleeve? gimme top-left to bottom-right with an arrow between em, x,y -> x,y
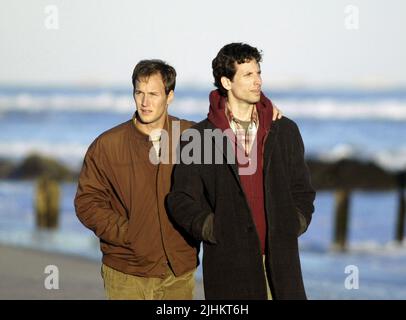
290,123 -> 316,234
74,139 -> 129,247
167,140 -> 214,243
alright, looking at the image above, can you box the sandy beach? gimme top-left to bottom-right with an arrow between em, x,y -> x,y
0,244 -> 205,300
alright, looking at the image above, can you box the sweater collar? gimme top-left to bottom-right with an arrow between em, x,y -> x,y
207,89 -> 273,133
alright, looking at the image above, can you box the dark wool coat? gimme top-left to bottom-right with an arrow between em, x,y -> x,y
167,116 -> 315,300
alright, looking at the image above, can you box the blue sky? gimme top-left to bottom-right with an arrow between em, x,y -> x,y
1,0 -> 405,88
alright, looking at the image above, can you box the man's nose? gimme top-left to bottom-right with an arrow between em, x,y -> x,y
254,74 -> 262,86
142,95 -> 149,106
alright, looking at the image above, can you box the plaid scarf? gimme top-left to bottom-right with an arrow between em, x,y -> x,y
225,103 -> 259,156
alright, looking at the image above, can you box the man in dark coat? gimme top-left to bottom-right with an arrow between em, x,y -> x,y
167,43 -> 316,300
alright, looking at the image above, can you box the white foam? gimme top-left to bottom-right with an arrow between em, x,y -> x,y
0,92 -> 208,116
170,97 -> 207,115
0,93 -> 134,113
318,144 -> 361,162
348,240 -> 406,257
1,92 -> 406,120
0,140 -> 405,172
374,148 -> 406,172
316,144 -> 406,171
279,99 -> 406,120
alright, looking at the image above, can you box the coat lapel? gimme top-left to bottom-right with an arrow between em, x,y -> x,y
206,121 -> 241,186
263,120 -> 279,172
206,118 -> 279,184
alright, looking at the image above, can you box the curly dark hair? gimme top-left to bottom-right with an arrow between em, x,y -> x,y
212,43 -> 262,96
132,59 -> 176,95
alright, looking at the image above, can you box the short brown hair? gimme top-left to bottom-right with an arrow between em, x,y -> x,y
132,59 -> 176,95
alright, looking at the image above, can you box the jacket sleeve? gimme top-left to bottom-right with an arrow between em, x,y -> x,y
290,123 -> 316,235
167,140 -> 214,243
74,139 -> 129,247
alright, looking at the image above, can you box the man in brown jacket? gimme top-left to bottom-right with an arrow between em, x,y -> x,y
74,60 -> 199,299
75,59 -> 282,299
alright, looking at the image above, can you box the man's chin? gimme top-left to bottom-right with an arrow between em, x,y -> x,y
249,97 -> 261,104
137,114 -> 154,124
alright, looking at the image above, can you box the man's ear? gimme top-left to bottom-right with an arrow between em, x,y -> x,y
220,76 -> 232,91
167,90 -> 174,105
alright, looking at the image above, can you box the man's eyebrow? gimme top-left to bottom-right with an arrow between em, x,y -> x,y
135,89 -> 159,93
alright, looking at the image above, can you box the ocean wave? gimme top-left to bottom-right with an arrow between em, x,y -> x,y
315,145 -> 406,171
0,93 -> 133,113
1,141 -> 405,171
1,92 -> 406,120
279,99 -> 406,120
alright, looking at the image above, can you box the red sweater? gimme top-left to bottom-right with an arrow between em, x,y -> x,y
207,90 -> 273,254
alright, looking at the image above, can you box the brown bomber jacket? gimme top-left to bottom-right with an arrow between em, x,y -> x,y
74,113 -> 197,278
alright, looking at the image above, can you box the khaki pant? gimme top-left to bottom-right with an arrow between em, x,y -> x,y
101,264 -> 195,300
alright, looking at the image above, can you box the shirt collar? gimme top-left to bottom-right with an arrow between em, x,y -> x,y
225,102 -> 259,128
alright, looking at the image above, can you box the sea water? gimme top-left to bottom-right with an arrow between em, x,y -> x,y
1,86 -> 405,299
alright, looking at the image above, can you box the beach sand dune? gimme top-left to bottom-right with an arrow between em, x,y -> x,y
0,245 -> 204,300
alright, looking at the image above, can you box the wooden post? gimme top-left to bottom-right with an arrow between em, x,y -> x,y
332,189 -> 350,251
395,172 -> 406,243
35,176 -> 59,229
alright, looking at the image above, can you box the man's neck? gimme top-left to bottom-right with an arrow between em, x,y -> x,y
135,115 -> 166,136
227,98 -> 254,122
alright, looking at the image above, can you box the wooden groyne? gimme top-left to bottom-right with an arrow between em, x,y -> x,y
0,154 -> 404,250
308,159 -> 405,251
